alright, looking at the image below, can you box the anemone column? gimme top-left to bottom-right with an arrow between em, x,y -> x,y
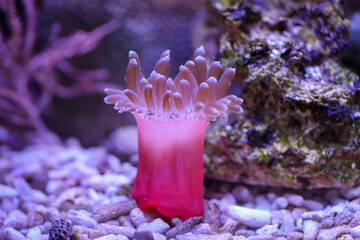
132,117 -> 207,219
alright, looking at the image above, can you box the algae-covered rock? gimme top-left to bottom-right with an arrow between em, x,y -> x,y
205,0 -> 360,188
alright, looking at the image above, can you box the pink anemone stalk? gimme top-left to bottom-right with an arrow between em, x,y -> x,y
104,46 -> 243,220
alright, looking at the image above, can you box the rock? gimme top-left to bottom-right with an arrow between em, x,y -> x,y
303,220 -> 319,240
137,218 -> 170,234
204,0 -> 360,189
227,205 -> 271,228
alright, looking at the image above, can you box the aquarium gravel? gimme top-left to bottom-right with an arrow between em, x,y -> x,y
1,138 -> 360,240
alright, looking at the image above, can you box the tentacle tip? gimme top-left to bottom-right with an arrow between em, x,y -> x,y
229,67 -> 236,74
161,49 -> 171,57
129,58 -> 138,66
128,50 -> 138,58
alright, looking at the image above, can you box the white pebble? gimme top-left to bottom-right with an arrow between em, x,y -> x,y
228,205 -> 271,228
255,224 -> 278,236
68,209 -> 97,228
303,200 -> 324,211
340,186 -> 360,200
271,197 -> 289,210
303,220 -> 319,240
116,235 -> 129,240
4,209 -> 27,229
351,225 -> 360,238
301,211 -> 324,222
338,234 -> 354,240
232,186 -> 253,202
93,234 -> 118,240
284,194 -> 303,207
26,227 -> 42,240
2,227 -> 27,240
95,224 -> 135,238
130,208 -> 155,227
254,195 -> 271,210
137,218 -> 170,234
220,194 -> 237,212
0,185 -> 18,198
153,232 -> 167,240
317,226 -> 350,240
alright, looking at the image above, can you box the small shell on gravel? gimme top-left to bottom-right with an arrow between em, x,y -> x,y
227,205 -> 271,228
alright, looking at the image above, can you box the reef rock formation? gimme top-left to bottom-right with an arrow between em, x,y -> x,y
205,0 -> 360,188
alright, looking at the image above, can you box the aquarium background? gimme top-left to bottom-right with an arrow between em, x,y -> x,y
2,0 -> 360,239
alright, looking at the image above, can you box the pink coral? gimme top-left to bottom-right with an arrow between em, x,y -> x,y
105,46 -> 243,219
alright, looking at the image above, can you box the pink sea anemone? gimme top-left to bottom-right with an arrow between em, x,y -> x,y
104,46 -> 243,220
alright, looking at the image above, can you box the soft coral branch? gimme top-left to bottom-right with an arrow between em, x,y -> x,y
0,0 -> 120,146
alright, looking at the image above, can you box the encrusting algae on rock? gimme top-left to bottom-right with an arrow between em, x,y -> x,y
104,46 -> 243,219
204,0 -> 360,188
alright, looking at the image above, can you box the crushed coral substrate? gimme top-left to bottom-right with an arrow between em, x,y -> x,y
1,138 -> 360,240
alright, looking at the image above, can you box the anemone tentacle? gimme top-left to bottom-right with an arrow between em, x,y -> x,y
104,46 -> 243,122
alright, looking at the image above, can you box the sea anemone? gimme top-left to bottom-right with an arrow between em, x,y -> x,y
104,46 -> 243,220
